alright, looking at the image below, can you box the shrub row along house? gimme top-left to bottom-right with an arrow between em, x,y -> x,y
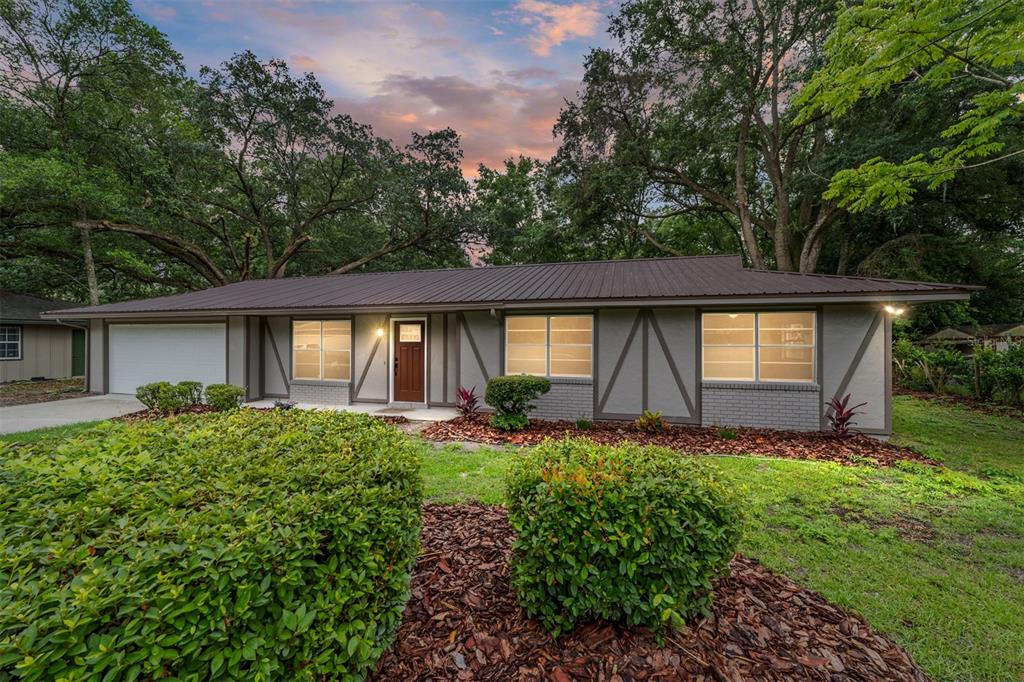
45,256 -> 975,436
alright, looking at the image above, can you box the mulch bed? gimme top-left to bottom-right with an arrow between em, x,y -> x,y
375,505 -> 928,681
0,378 -> 91,407
117,405 -> 220,422
420,415 -> 933,468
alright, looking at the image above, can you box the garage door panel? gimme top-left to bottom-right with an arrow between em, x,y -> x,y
109,324 -> 226,394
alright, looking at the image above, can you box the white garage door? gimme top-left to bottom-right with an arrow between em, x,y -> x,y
108,323 -> 227,394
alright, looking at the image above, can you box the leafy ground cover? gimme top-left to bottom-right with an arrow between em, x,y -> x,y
0,378 -> 88,406
419,396 -> 1024,681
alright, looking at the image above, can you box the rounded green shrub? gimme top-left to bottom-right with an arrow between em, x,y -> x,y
484,375 -> 551,431
505,438 -> 742,636
205,383 -> 245,411
0,409 -> 422,680
176,380 -> 204,406
135,381 -> 182,411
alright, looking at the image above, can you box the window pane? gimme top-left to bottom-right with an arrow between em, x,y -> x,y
549,316 -> 592,345
703,346 -> 755,381
759,312 -> 814,346
323,321 -> 351,351
506,344 -> 547,375
398,323 -> 421,343
551,344 -> 592,377
293,349 -> 321,380
324,350 -> 351,381
293,321 -> 321,350
703,314 -> 754,345
759,346 -> 814,381
507,316 -> 547,344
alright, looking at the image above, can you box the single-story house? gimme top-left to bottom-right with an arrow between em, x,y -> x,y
922,323 -> 1024,352
1,291 -> 87,383
44,255 -> 977,435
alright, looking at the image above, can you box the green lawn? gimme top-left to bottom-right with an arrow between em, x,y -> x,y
0,420 -> 103,445
419,397 -> 1024,681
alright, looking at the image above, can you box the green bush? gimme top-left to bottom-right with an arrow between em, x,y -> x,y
0,409 -> 422,680
484,375 -> 551,431
634,409 -> 664,432
505,439 -> 742,636
134,381 -> 184,412
205,383 -> 245,411
176,380 -> 204,406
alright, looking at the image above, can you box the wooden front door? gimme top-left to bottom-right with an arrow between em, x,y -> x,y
394,321 -> 425,402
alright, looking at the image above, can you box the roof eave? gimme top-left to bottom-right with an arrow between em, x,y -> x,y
39,289 -> 975,320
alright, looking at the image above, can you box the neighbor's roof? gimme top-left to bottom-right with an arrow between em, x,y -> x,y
1,290 -> 82,324
45,255 -> 979,318
956,323 -> 1024,338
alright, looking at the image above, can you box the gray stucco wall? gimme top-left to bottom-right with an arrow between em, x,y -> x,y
262,316 -> 290,397
595,308 -> 698,423
458,311 -> 501,395
88,319 -> 105,393
0,324 -> 75,383
351,314 -> 389,402
428,313 -> 458,405
701,382 -> 821,431
821,305 -> 890,434
226,316 -> 246,389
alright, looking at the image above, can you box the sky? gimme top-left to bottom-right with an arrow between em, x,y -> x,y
132,0 -> 615,175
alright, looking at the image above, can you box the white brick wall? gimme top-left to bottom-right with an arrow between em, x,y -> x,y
701,382 -> 820,431
289,381 -> 351,405
529,379 -> 593,421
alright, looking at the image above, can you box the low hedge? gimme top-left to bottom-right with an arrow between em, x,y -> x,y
0,409 -> 422,680
484,375 -> 551,431
506,439 -> 742,636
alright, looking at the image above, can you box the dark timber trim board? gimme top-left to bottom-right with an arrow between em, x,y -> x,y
694,307 -> 702,424
102,320 -> 109,393
224,319 -> 230,383
641,309 -> 649,412
817,306 -> 825,429
592,309 -> 600,418
442,313 -> 449,402
884,313 -> 893,434
266,317 -> 289,396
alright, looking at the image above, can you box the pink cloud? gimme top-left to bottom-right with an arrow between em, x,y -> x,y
513,0 -> 602,56
138,2 -> 177,22
290,54 -> 319,70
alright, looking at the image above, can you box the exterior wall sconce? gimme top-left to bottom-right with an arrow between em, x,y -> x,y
884,305 -> 906,316
376,327 -> 384,337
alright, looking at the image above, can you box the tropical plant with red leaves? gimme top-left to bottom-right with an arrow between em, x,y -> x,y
828,394 -> 867,437
456,386 -> 479,416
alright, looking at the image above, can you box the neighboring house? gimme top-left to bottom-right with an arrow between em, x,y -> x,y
0,291 -> 87,383
45,255 -> 976,435
922,323 -> 1024,352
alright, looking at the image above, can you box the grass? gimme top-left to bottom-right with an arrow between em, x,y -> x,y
0,420 -> 103,445
418,397 -> 1024,681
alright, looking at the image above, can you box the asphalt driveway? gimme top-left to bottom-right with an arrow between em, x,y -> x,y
0,394 -> 142,434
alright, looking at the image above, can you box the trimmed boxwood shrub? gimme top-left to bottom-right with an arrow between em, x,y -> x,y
176,380 -> 204,406
0,409 -> 422,680
506,438 -> 742,636
484,375 -> 551,431
205,383 -> 245,411
135,380 -> 182,411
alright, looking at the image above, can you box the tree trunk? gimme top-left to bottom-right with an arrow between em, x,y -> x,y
79,222 -> 100,305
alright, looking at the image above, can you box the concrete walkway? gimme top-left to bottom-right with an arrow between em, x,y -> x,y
0,394 -> 143,434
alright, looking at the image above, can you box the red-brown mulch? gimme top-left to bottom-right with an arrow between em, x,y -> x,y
420,415 -> 933,467
117,405 -> 220,422
375,504 -> 928,681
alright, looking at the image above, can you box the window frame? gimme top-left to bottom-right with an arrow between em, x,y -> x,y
0,325 -> 22,361
504,314 -> 593,379
291,319 -> 352,382
701,311 -> 816,384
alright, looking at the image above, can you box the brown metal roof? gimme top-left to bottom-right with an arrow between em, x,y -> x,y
45,255 -> 978,317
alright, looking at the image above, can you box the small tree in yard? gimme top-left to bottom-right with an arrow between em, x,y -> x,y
484,375 -> 551,431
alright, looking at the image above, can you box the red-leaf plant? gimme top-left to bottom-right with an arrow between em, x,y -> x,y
456,386 -> 479,417
828,393 -> 867,437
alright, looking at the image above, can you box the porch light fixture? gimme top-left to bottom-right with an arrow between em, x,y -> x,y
376,327 -> 384,337
884,305 -> 905,316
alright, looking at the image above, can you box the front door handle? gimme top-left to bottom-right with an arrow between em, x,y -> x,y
394,357 -> 399,374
